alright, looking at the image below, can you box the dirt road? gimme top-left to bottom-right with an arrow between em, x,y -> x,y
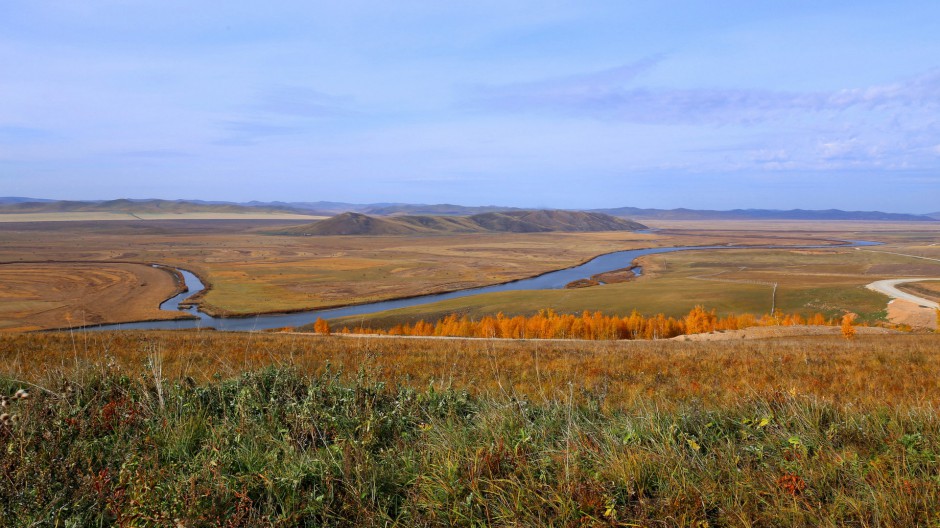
866,278 -> 940,309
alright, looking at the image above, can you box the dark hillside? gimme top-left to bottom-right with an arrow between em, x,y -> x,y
276,210 -> 647,235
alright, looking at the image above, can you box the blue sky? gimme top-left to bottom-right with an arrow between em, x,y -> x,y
2,1 -> 939,212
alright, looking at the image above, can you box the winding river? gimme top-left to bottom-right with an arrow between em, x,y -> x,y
90,240 -> 880,332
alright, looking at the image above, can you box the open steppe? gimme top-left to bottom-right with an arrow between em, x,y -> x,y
328,221 -> 940,330
1,218 -> 938,331
1,217 -> 938,524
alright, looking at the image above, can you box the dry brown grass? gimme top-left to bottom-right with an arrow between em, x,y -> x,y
0,263 -> 186,331
2,219 -> 937,330
3,331 -> 938,410
0,219 -> 840,328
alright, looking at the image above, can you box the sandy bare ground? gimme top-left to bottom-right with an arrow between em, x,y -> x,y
866,278 -> 940,309
886,299 -> 938,330
865,277 -> 939,330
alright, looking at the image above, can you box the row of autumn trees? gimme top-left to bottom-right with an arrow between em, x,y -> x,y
313,306 -> 851,341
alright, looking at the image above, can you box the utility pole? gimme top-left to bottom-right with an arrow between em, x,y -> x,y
771,283 -> 778,314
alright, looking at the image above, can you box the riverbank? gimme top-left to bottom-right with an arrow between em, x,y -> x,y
90,239 -> 872,332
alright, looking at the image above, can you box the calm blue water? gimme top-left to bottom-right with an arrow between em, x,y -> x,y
89,240 -> 879,332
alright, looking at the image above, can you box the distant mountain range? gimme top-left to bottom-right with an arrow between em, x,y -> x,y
275,211 -> 647,236
0,198 -> 294,215
591,207 -> 937,222
1,197 -> 936,222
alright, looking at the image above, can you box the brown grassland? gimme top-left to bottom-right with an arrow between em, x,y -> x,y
0,219 -> 938,331
328,238 -> 940,330
2,218 -> 938,524
1,331 -> 936,411
0,263 -> 187,332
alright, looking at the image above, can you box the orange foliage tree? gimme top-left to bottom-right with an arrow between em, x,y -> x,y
313,317 -> 331,335
336,306 -> 843,341
841,314 -> 856,339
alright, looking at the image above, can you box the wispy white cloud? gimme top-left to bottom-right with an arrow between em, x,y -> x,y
463,66 -> 940,124
214,85 -> 361,145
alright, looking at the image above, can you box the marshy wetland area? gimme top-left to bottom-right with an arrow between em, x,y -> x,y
2,216 -> 940,525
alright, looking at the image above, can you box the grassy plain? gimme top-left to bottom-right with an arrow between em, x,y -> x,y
2,331 -> 940,524
1,219 -> 938,330
0,219 -> 828,329
331,241 -> 940,329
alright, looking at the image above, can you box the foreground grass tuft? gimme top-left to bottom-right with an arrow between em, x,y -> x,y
3,360 -> 940,526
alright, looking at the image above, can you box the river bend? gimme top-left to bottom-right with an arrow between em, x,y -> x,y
90,240 -> 879,332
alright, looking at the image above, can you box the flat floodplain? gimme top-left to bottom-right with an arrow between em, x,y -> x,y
1,218 -> 939,330
327,221 -> 940,329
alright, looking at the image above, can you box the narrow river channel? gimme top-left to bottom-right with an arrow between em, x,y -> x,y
89,240 -> 880,332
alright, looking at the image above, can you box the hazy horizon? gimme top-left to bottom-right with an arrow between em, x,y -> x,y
2,195 -> 937,216
3,2 -> 939,212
